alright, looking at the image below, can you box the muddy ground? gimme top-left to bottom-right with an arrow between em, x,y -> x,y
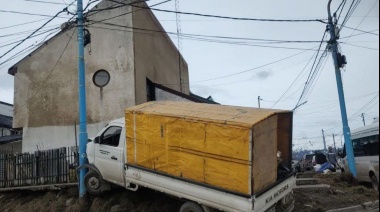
294,172 -> 379,212
0,172 -> 378,212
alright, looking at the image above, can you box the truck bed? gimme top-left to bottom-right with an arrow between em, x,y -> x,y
124,164 -> 296,212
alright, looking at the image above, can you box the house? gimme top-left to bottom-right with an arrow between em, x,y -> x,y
7,0 -> 209,153
0,101 -> 22,153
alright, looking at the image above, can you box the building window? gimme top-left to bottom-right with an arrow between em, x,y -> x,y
93,69 -> 110,88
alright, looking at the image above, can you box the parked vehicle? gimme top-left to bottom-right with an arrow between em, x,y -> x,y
292,160 -> 301,172
340,121 -> 379,191
80,101 -> 296,212
299,154 -> 315,172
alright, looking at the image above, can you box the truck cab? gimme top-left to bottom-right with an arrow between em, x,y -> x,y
86,118 -> 125,190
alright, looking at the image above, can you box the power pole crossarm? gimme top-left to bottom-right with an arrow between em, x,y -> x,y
327,0 -> 357,178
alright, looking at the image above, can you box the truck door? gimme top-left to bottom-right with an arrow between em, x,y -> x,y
95,125 -> 124,186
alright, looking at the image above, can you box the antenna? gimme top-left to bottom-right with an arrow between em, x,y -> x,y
175,0 -> 183,92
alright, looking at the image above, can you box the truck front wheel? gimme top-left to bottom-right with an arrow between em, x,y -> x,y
179,202 -> 204,212
84,170 -> 103,195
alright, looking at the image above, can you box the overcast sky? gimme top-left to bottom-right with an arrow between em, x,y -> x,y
0,0 -> 379,150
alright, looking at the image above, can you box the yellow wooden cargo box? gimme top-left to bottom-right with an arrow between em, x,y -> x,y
125,101 -> 293,196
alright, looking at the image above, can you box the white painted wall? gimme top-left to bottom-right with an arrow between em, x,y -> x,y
22,122 -> 110,153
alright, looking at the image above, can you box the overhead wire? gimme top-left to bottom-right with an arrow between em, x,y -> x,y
271,51 -> 319,109
0,1 -> 76,60
294,29 -> 329,110
341,0 -> 379,45
0,18 -> 50,30
0,27 -> 61,67
128,4 -> 327,23
18,0 -> 70,5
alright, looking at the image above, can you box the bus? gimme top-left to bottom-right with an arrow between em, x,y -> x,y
340,121 -> 379,191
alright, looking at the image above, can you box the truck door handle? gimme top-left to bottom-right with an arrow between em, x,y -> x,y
111,156 -> 118,160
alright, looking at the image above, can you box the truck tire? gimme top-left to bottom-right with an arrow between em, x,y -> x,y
371,175 -> 379,192
84,170 -> 103,195
179,202 -> 204,212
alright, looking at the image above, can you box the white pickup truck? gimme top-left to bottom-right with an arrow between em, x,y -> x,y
80,102 -> 296,212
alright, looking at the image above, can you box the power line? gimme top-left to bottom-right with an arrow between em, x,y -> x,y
0,10 -> 71,19
340,0 -> 362,33
0,2 -> 76,59
0,18 -> 50,30
294,29 -> 328,110
271,51 -> 319,109
0,28 -> 60,67
88,21 -> 326,52
129,4 -> 327,23
0,25 -> 61,38
342,42 -> 379,50
86,0 -> 171,22
0,27 -> 61,48
342,0 -> 379,43
198,57 -> 315,88
17,0 -> 70,5
340,25 -> 379,36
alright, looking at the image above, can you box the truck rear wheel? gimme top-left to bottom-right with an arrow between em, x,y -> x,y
84,170 -> 103,195
179,202 -> 204,212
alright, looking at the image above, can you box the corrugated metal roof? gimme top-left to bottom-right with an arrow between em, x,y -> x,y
0,135 -> 22,144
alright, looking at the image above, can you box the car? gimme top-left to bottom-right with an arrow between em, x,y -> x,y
299,154 -> 315,172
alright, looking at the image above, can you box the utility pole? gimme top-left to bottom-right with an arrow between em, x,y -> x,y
333,134 -> 337,153
327,0 -> 357,178
322,129 -> 327,152
258,96 -> 263,108
77,0 -> 88,197
361,113 -> 366,126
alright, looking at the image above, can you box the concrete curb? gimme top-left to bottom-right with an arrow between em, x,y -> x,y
0,183 -> 77,192
326,200 -> 379,212
294,184 -> 331,189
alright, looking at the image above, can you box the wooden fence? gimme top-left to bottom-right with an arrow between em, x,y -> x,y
0,147 -> 78,188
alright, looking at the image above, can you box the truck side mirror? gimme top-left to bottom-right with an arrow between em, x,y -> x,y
94,136 -> 100,144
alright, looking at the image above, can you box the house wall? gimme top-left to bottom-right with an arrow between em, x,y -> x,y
12,0 -> 136,152
132,2 -> 190,105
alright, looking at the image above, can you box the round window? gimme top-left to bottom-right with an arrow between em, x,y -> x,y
93,69 -> 110,88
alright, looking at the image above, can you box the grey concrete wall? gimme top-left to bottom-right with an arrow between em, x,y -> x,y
132,2 -> 190,105
12,0 -> 135,152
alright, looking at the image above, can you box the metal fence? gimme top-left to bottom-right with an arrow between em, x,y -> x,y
0,147 -> 78,188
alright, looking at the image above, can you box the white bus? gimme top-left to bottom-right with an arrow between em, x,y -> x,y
341,121 -> 379,191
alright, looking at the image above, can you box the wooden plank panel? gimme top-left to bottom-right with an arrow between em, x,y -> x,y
252,115 -> 278,193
